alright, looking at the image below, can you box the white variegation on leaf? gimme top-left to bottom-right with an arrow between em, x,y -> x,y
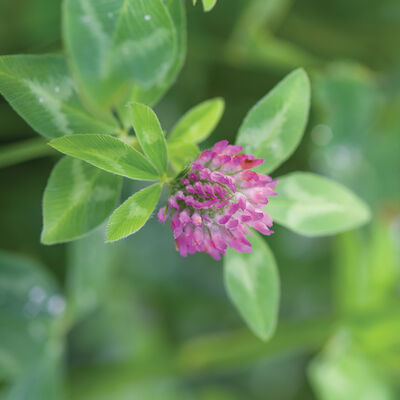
42,157 -> 122,244
64,0 -> 178,109
0,54 -> 118,138
267,172 -> 371,236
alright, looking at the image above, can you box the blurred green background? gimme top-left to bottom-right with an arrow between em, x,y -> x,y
0,0 -> 399,399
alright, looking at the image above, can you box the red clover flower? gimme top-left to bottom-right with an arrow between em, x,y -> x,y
158,140 -> 278,260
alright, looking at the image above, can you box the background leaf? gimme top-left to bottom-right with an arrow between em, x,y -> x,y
267,172 -> 371,236
63,0 -> 177,109
131,103 -> 168,175
49,134 -> 159,180
107,183 -> 162,242
0,251 -> 63,381
41,157 -> 122,245
0,54 -> 118,138
168,97 -> 225,144
309,330 -> 396,400
3,346 -> 65,400
236,69 -> 310,174
67,227 -> 117,322
224,233 -> 280,340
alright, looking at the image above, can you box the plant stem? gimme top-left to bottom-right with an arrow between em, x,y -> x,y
0,137 -> 55,168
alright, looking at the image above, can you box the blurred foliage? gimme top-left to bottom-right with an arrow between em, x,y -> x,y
0,0 -> 399,399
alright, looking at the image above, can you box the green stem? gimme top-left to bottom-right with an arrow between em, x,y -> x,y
0,137 -> 55,168
68,317 -> 333,399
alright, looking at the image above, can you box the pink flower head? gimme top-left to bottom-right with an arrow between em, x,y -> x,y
158,140 -> 277,260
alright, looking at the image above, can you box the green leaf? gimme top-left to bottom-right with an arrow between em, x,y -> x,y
0,54 -> 118,138
309,330 -> 396,400
107,183 -> 162,242
117,0 -> 187,113
49,134 -> 159,180
168,142 -> 199,171
224,233 -> 280,340
64,0 -> 177,109
236,69 -> 310,174
267,172 -> 371,236
130,103 -> 168,175
202,0 -> 218,12
0,251 -> 62,381
333,218 -> 399,315
67,227 -> 117,322
41,157 -> 122,245
168,98 -> 225,144
4,347 -> 65,400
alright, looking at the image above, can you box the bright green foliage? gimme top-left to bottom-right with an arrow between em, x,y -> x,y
67,228 -> 117,322
202,0 -> 218,12
267,172 -> 371,236
63,0 -> 177,109
131,103 -> 168,175
0,251 -> 61,381
0,54 -> 118,138
224,233 -> 279,340
236,69 -> 310,174
168,141 -> 199,171
168,98 -> 225,144
309,330 -> 396,400
49,134 -> 159,181
193,0 -> 218,12
107,183 -> 162,242
41,157 -> 122,245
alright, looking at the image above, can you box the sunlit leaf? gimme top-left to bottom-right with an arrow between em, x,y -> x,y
202,0 -> 218,12
168,98 -> 225,144
41,157 -> 122,245
130,103 -> 168,175
168,141 -> 199,171
0,54 -> 118,138
64,0 -> 177,109
224,233 -> 279,340
236,69 -> 310,173
267,172 -> 371,236
106,183 -> 162,242
49,134 -> 159,180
